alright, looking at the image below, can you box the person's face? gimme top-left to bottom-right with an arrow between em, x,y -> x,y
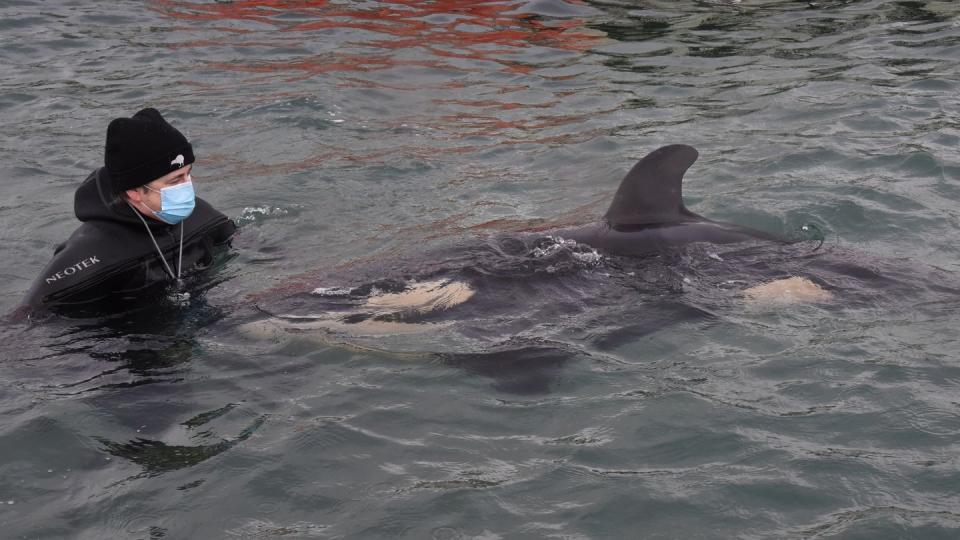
125,164 -> 192,221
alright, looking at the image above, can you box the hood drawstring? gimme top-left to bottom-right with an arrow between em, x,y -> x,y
128,203 -> 185,289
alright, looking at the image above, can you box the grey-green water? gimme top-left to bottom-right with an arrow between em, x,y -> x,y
2,1 -> 960,538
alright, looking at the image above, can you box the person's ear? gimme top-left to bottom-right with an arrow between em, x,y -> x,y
125,187 -> 144,204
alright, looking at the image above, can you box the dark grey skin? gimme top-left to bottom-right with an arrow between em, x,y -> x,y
550,144 -> 786,257
242,143 -> 960,395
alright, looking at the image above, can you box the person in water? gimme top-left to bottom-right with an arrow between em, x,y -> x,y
19,108 -> 236,316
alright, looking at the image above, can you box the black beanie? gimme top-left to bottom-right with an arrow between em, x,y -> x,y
104,108 -> 195,194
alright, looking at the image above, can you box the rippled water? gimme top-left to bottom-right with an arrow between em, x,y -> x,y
2,1 -> 960,538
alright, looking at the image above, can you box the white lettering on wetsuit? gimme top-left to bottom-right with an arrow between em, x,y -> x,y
44,256 -> 101,284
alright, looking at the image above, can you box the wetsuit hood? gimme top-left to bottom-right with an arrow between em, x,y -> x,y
74,168 -> 168,229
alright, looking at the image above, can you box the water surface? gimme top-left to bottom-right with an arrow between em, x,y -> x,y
1,1 -> 959,538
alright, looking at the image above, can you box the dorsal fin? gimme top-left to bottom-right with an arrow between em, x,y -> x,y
604,144 -> 700,226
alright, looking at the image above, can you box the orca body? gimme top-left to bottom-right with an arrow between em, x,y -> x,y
550,144 -> 785,257
236,142 -> 960,395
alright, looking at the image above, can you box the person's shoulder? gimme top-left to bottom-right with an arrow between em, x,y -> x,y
20,222 -> 138,310
191,197 -> 236,242
192,195 -> 229,219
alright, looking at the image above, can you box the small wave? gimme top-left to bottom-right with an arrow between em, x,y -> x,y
235,205 -> 297,225
310,286 -> 353,297
528,235 -> 604,274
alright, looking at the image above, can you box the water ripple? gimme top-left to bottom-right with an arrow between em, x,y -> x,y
2,1 -> 960,538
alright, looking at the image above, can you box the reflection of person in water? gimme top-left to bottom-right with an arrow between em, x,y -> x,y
19,108 -> 236,317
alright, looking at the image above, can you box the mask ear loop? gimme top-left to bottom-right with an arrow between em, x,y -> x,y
127,202 -> 185,288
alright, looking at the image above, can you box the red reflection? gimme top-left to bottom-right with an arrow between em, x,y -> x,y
154,0 -> 603,77
155,0 -> 609,188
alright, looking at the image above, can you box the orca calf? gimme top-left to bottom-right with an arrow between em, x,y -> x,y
551,144 -> 786,258
235,143 -> 960,392
241,144 -> 835,350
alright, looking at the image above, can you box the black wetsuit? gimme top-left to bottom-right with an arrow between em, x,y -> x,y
20,168 -> 236,316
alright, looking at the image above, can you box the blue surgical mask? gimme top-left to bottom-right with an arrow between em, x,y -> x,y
146,179 -> 196,225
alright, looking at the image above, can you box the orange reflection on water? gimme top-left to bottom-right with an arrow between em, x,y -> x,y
155,0 -> 610,172
154,0 -> 604,77
208,53 -> 451,81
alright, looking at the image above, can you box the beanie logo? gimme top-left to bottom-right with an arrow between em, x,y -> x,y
170,154 -> 185,168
